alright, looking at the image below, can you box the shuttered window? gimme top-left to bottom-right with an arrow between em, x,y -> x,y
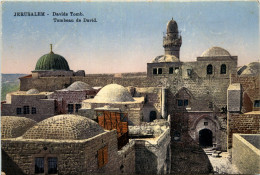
98,145 -> 108,168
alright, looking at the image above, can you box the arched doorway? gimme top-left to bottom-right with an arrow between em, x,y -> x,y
199,129 -> 213,147
150,111 -> 157,122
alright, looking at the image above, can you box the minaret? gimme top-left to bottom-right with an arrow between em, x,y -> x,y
50,44 -> 54,54
163,18 -> 182,60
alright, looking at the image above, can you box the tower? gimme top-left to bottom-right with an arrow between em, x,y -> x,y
163,18 -> 182,59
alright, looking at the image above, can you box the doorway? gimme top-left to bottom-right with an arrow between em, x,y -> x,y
149,111 -> 157,122
199,129 -> 213,147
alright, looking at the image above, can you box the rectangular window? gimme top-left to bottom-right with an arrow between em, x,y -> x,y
75,104 -> 81,112
204,122 -> 208,126
184,99 -> 189,106
16,108 -> 22,115
153,68 -> 157,75
68,104 -> 74,113
23,106 -> 30,114
158,68 -> 162,74
254,100 -> 260,107
32,107 -> 37,114
98,145 -> 108,168
48,157 -> 58,174
35,157 -> 44,174
169,67 -> 173,74
177,100 -> 183,106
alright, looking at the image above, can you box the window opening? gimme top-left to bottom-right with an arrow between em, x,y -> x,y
32,107 -> 36,114
16,108 -> 22,115
220,64 -> 226,74
169,67 -> 173,74
23,106 -> 30,114
153,68 -> 157,75
35,157 -> 44,174
48,157 -> 58,174
207,64 -> 213,75
158,68 -> 162,74
68,104 -> 74,113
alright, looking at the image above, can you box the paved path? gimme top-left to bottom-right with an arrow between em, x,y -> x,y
206,151 -> 240,174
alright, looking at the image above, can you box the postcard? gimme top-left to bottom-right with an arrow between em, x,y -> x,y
1,1 -> 259,175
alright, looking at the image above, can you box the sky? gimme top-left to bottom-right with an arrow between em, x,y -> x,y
1,1 -> 259,74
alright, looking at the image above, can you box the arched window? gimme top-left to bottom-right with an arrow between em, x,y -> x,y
220,64 -> 226,74
207,64 -> 213,75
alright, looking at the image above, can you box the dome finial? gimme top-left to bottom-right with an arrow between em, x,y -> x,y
50,44 -> 54,54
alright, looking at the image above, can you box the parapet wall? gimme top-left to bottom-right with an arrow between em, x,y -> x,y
228,112 -> 260,148
232,134 -> 260,174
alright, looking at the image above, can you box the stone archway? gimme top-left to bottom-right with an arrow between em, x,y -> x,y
190,115 -> 221,149
199,128 -> 213,147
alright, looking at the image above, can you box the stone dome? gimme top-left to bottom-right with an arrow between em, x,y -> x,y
238,61 -> 260,76
94,84 -> 135,103
26,88 -> 40,94
151,55 -> 179,63
201,47 -> 231,57
35,51 -> 70,71
66,81 -> 93,91
22,114 -> 104,140
167,19 -> 178,33
1,116 -> 36,139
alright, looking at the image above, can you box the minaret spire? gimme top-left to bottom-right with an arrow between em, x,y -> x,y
50,44 -> 54,54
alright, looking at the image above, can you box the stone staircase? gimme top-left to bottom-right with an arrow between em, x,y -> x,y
204,148 -> 222,157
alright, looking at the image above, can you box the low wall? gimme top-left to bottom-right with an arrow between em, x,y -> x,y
232,134 -> 260,174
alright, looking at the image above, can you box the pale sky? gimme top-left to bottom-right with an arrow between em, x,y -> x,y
1,1 -> 259,74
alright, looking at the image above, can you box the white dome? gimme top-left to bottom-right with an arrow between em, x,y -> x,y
151,55 -> 179,63
26,89 -> 40,94
94,84 -> 134,103
201,47 -> 231,57
67,81 -> 93,91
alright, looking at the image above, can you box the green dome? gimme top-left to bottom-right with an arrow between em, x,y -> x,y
35,52 -> 70,71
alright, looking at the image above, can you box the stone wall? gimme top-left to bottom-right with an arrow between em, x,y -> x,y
232,134 -> 260,174
1,94 -> 55,122
117,140 -> 136,174
227,112 -> 260,148
231,74 -> 260,113
135,87 -> 162,122
1,130 -> 121,175
134,128 -> 171,174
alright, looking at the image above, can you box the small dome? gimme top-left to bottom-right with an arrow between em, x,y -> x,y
239,61 -> 260,76
22,114 -> 104,140
151,55 -> 179,63
167,19 -> 178,33
35,51 -> 70,71
67,81 -> 93,91
26,88 -> 40,94
1,116 -> 36,139
94,84 -> 134,103
201,47 -> 231,57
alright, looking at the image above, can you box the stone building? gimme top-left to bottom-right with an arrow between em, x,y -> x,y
80,83 -> 166,125
1,81 -> 99,121
227,62 -> 260,149
49,81 -> 99,114
1,115 -> 136,175
1,90 -> 55,122
1,114 -> 171,174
